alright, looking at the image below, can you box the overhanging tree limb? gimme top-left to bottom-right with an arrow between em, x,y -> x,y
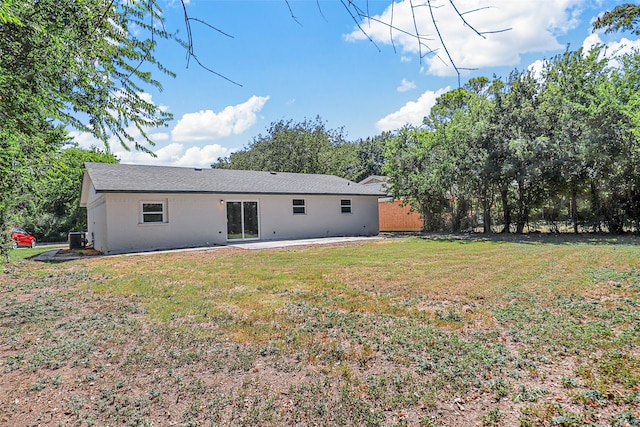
593,3 -> 640,35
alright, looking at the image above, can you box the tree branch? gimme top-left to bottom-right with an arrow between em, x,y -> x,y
342,0 -> 510,87
178,0 -> 242,86
284,0 -> 302,26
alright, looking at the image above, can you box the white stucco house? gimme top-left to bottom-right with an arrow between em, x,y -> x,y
80,162 -> 383,254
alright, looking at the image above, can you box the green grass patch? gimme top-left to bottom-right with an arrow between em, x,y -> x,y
2,236 -> 639,426
3,246 -> 55,263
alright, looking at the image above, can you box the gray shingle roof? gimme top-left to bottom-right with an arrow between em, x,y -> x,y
84,163 -> 384,196
358,175 -> 389,196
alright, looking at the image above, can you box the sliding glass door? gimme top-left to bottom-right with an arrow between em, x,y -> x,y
226,201 -> 259,240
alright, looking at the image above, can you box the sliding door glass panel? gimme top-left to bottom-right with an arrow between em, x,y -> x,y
226,202 -> 243,240
243,202 -> 259,239
226,201 -> 259,240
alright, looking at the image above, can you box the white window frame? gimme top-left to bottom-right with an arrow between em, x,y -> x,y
226,200 -> 260,241
140,201 -> 167,224
292,198 -> 306,215
340,199 -> 352,214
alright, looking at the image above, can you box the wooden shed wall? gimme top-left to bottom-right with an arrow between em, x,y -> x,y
379,200 -> 423,232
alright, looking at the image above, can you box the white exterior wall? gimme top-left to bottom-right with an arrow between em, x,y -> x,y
86,187 -> 108,253
100,194 -> 226,254
259,194 -> 379,240
86,191 -> 379,254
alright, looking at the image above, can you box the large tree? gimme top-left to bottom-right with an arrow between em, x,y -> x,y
538,47 -> 613,232
214,116 -> 354,176
598,52 -> 640,232
384,126 -> 450,232
0,0 -> 173,259
12,146 -> 119,242
0,125 -> 67,259
0,0 -> 173,149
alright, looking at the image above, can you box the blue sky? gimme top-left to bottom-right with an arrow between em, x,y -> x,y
71,0 -> 640,167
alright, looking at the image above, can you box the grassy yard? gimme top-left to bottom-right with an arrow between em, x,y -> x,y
1,236 -> 638,426
4,245 -> 57,262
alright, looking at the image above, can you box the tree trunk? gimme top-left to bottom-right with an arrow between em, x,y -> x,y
480,185 -> 493,233
500,186 -> 511,233
589,180 -> 602,232
451,197 -> 467,233
571,188 -> 579,234
483,199 -> 492,233
0,206 -> 9,263
629,189 -> 639,235
515,181 -> 527,234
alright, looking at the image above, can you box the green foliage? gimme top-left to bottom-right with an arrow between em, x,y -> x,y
611,411 -> 640,427
593,3 -> 640,35
0,125 -> 66,260
481,408 -> 503,426
0,1 -> 20,25
13,146 -> 118,242
383,47 -> 640,234
383,127 -> 448,231
0,0 -> 174,150
213,116 -> 389,182
0,0 -> 174,259
355,133 -> 389,181
215,116 -> 344,174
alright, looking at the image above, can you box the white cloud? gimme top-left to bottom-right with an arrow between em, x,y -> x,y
148,132 -> 170,141
582,33 -> 602,52
68,131 -> 102,149
70,128 -> 237,169
579,33 -> 640,70
138,92 -> 154,103
397,78 -> 416,92
171,95 -> 269,142
67,95 -> 265,168
582,34 -> 640,57
114,143 -> 235,168
69,127 -> 236,168
176,145 -> 233,167
376,87 -> 450,132
345,0 -> 583,76
527,59 -> 546,80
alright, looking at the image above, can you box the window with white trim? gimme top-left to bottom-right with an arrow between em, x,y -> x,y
141,201 -> 166,223
292,199 -> 306,215
340,199 -> 352,214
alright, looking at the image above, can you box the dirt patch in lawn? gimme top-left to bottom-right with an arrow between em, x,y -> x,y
55,248 -> 103,257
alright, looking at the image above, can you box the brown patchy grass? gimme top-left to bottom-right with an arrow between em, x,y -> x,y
1,236 -> 639,426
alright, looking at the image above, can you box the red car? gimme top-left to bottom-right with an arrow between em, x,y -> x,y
10,228 -> 37,248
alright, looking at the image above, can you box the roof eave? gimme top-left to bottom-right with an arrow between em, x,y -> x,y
94,189 -> 384,197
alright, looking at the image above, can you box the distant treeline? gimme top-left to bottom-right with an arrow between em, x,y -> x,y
212,116 -> 387,185
384,47 -> 640,234
216,46 -> 640,234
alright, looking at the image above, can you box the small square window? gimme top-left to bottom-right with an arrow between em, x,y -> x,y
293,199 -> 306,215
340,199 -> 352,214
141,202 -> 166,223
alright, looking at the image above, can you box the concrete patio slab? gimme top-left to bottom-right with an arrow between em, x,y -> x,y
227,236 -> 382,250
